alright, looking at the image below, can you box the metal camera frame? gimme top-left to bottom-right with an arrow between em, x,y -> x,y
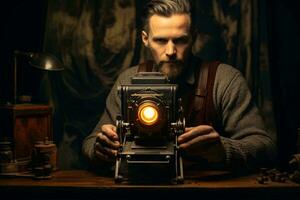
114,72 -> 185,184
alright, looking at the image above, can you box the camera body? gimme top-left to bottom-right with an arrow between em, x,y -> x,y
115,72 -> 184,183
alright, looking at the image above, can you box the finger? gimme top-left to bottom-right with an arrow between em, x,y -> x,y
97,132 -> 120,149
96,132 -> 120,148
179,131 -> 219,150
95,142 -> 118,158
178,125 -> 213,143
185,127 -> 194,132
94,149 -> 115,162
101,124 -> 119,141
94,143 -> 110,160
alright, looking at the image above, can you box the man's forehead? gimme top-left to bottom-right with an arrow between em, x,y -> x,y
148,14 -> 191,36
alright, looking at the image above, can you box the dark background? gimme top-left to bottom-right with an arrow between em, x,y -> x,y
0,0 -> 299,169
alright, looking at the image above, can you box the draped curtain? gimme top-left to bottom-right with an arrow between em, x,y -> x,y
43,0 -> 275,169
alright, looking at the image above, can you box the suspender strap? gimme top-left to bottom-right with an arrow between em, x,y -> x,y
190,61 -> 220,126
205,61 -> 220,124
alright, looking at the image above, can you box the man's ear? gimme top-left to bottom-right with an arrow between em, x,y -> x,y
141,31 -> 149,47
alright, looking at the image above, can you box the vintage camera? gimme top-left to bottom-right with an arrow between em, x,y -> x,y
114,72 -> 185,183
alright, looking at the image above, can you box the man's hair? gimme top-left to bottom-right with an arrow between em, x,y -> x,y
142,0 -> 191,32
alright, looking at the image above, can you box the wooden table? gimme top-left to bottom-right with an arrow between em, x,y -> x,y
0,170 -> 299,200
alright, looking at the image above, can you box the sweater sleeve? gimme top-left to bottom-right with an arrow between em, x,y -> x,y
214,64 -> 277,172
82,67 -> 138,164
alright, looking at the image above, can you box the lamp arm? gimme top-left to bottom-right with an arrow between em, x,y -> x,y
13,52 -> 17,104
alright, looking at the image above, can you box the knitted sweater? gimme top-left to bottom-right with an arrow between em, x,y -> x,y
82,62 -> 277,172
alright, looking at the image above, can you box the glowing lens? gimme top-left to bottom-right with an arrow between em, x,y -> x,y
138,104 -> 159,125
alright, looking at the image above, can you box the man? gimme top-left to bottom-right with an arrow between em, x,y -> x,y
82,0 -> 276,173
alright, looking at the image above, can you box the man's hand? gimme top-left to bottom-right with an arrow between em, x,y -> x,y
178,125 -> 226,163
94,124 -> 120,162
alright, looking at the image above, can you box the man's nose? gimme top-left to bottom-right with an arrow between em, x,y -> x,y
165,41 -> 176,59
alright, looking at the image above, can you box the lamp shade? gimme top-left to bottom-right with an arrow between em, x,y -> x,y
12,51 -> 64,104
14,51 -> 64,71
28,53 -> 64,71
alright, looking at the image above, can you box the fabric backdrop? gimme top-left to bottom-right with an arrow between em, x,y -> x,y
43,0 -> 275,169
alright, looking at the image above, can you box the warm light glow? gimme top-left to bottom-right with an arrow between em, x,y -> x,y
45,60 -> 53,70
138,103 -> 159,125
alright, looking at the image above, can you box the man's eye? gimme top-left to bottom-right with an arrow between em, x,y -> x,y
174,37 -> 189,44
154,38 -> 168,44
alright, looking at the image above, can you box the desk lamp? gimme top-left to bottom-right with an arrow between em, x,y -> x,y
0,51 -> 64,176
12,50 -> 64,104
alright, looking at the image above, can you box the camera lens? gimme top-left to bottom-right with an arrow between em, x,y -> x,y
137,102 -> 159,126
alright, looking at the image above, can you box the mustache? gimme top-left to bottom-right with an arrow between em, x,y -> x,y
158,60 -> 183,65
156,60 -> 184,69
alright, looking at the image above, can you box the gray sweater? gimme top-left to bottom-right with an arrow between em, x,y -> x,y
82,63 -> 277,172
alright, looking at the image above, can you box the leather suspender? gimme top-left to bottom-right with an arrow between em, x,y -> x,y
191,61 -> 220,126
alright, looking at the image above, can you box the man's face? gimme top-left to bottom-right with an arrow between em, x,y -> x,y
142,14 -> 192,81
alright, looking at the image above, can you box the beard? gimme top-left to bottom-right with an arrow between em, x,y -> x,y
157,60 -> 186,83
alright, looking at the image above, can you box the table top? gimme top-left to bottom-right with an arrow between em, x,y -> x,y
0,170 -> 297,188
0,170 -> 299,199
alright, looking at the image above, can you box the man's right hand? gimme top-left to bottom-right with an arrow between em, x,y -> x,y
94,124 -> 120,161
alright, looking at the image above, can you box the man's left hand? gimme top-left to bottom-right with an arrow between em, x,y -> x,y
178,125 -> 226,163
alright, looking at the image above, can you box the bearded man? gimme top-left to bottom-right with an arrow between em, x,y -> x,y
82,0 -> 276,173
